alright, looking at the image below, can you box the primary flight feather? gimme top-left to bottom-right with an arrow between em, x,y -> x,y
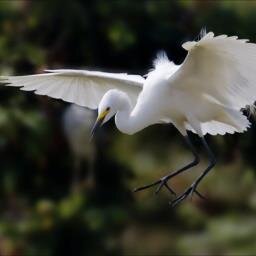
2,31 -> 256,206
4,69 -> 144,109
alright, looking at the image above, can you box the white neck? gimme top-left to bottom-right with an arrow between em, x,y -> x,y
114,96 -> 154,135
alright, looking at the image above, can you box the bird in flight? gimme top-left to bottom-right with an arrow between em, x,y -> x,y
1,31 -> 255,206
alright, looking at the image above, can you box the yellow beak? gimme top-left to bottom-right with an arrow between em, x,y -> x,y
90,109 -> 110,139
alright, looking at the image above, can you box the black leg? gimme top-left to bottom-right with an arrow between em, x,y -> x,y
171,137 -> 216,207
134,135 -> 200,196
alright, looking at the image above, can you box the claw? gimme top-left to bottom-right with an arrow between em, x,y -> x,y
155,179 -> 176,196
133,180 -> 161,193
134,178 -> 176,196
194,190 -> 207,200
164,183 -> 177,196
170,192 -> 188,208
170,184 -> 206,207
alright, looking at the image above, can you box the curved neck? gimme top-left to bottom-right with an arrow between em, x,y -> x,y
115,99 -> 155,135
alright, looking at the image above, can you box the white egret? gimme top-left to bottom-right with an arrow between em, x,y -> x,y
2,31 -> 256,206
62,104 -> 96,192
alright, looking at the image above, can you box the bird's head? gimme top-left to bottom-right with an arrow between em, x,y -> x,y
90,89 -> 128,138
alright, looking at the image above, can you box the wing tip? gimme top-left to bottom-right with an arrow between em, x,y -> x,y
182,30 -> 215,51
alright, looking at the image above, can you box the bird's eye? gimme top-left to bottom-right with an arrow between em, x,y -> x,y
106,107 -> 110,111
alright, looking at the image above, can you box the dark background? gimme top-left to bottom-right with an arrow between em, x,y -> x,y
0,1 -> 256,255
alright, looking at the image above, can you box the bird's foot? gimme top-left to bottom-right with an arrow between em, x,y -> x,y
155,177 -> 176,195
170,182 -> 206,207
133,176 -> 176,196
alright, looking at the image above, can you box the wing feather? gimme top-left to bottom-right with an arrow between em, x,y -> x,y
2,70 -> 144,109
170,32 -> 256,135
173,32 -> 256,110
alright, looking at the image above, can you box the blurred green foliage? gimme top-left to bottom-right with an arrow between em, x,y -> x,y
0,0 -> 256,255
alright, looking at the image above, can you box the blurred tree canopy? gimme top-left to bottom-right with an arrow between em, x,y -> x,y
0,1 -> 256,255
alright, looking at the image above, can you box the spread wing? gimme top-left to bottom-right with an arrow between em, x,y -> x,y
169,32 -> 256,135
172,32 -> 256,110
1,69 -> 145,109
